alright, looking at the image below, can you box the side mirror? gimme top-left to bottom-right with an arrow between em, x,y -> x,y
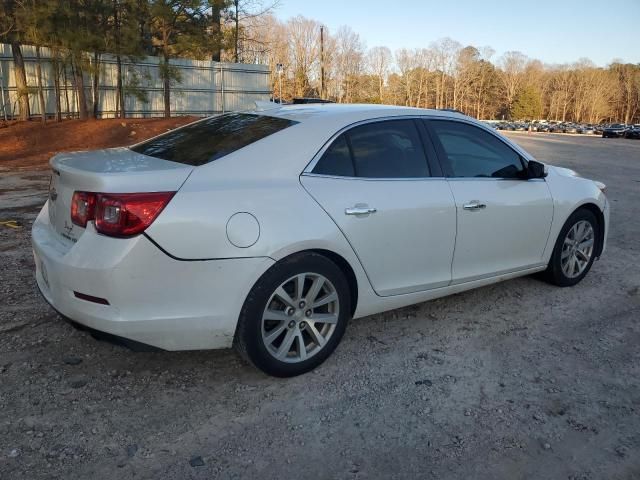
527,160 -> 547,179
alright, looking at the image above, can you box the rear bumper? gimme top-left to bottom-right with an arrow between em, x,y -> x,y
32,203 -> 274,350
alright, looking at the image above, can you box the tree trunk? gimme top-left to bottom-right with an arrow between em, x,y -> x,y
62,62 -> 71,119
211,0 -> 222,62
116,54 -> 125,118
234,0 -> 239,62
52,50 -> 62,122
11,43 -> 30,121
114,0 -> 125,118
35,46 -> 46,124
163,53 -> 170,118
92,52 -> 101,119
71,55 -> 89,120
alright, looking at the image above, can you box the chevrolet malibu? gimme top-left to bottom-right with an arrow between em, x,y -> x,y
33,104 -> 609,377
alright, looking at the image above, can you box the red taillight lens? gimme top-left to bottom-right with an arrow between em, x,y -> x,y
71,191 -> 97,227
70,191 -> 174,237
94,192 -> 175,237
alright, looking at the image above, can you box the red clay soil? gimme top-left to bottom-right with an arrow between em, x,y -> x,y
0,116 -> 198,172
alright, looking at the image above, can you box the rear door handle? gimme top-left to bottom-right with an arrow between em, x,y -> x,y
345,206 -> 377,216
462,201 -> 487,211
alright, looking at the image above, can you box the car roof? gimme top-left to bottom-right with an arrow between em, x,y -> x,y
252,102 -> 469,127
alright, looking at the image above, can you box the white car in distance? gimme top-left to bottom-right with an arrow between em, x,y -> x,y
32,104 -> 609,377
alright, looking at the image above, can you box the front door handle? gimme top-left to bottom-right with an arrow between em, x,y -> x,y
462,201 -> 487,211
345,206 -> 377,216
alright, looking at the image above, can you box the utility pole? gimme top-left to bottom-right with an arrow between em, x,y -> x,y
320,25 -> 325,99
276,63 -> 283,103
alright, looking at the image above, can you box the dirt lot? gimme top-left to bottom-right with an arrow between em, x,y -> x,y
1,132 -> 639,480
0,117 -> 197,172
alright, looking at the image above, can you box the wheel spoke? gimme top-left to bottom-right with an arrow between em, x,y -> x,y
296,330 -> 307,360
276,328 -> 296,358
294,274 -> 306,302
575,249 -> 590,262
305,276 -> 325,304
561,247 -> 572,260
313,291 -> 338,309
263,309 -> 290,322
264,322 -> 287,345
306,322 -> 326,348
579,238 -> 594,249
568,255 -> 577,276
575,222 -> 585,241
275,287 -> 295,308
312,313 -> 339,324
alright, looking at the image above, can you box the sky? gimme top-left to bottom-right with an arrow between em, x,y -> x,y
273,0 -> 640,67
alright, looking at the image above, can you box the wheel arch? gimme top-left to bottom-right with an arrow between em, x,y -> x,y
259,248 -> 359,317
307,249 -> 359,317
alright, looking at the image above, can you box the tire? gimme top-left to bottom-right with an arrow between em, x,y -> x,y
234,252 -> 351,377
544,209 -> 599,287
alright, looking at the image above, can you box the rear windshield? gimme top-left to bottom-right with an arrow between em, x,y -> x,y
130,113 -> 297,166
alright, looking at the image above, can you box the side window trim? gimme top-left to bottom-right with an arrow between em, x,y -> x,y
343,132 -> 358,177
307,116 -> 436,180
414,119 -> 444,178
423,118 -> 528,179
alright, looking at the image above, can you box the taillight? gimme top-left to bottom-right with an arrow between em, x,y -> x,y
70,191 -> 175,237
71,191 -> 97,227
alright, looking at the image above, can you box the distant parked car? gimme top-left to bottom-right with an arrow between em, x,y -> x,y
602,123 -> 627,138
624,125 -> 640,139
579,124 -> 595,135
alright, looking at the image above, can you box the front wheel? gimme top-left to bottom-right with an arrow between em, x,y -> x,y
544,209 -> 599,287
234,253 -> 351,377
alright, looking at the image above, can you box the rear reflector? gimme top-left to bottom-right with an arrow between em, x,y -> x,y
70,191 -> 175,237
73,291 -> 110,305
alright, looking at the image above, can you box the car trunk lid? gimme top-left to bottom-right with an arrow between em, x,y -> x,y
48,147 -> 193,243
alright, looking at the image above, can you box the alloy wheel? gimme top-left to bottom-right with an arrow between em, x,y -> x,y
261,273 -> 340,363
561,220 -> 595,278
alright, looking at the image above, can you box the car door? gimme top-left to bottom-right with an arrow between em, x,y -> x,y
425,118 -> 554,284
301,118 -> 456,296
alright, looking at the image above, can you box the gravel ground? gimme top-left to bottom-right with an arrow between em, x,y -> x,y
1,133 -> 639,480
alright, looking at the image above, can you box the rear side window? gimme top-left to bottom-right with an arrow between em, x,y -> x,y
313,135 -> 355,177
429,120 -> 524,178
313,119 -> 430,178
131,113 -> 297,166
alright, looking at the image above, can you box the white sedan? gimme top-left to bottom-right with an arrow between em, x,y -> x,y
32,104 -> 609,377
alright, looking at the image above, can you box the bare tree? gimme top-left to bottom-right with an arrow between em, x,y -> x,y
287,15 -> 321,97
366,46 -> 391,103
498,51 -> 528,117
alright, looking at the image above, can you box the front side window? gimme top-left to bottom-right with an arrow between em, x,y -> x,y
131,113 -> 297,166
312,119 -> 430,178
429,120 -> 525,178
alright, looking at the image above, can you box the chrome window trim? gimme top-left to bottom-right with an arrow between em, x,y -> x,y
302,114 -> 539,180
446,177 -> 546,183
300,172 -> 447,182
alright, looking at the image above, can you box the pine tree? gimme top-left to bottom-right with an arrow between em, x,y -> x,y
148,0 -> 208,117
511,86 -> 542,120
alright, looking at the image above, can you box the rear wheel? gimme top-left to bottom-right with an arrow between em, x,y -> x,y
235,253 -> 351,377
544,209 -> 598,287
